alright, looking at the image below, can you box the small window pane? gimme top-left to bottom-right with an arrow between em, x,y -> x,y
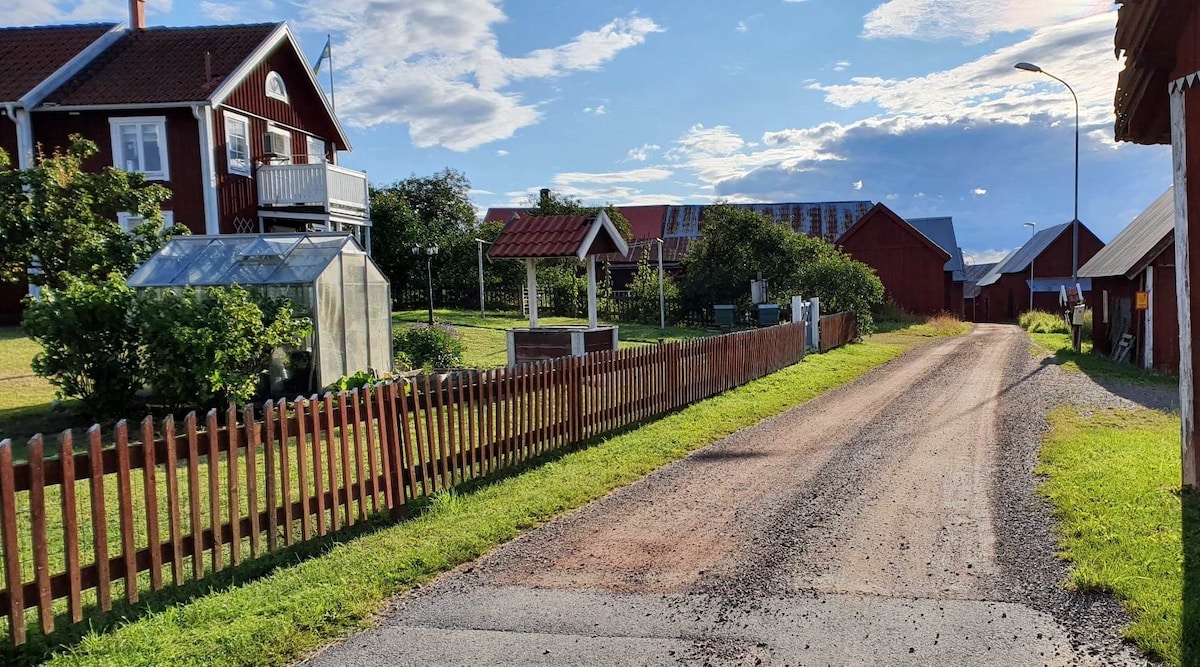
141,125 -> 162,173
119,126 -> 140,172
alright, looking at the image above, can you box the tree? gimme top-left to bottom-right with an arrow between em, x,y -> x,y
0,137 -> 182,289
629,253 -> 681,324
681,205 -> 883,332
526,189 -> 633,241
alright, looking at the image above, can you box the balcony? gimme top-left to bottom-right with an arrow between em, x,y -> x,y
257,162 -> 370,221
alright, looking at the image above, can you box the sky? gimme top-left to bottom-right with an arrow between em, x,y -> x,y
6,0 -> 1176,264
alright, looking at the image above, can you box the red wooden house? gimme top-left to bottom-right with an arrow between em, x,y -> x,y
1113,0 -> 1200,483
0,0 -> 366,323
835,204 -> 966,316
973,222 -> 1105,322
1080,187 -> 1177,373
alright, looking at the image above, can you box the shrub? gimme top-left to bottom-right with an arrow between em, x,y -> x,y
628,254 -> 681,324
395,322 -> 464,369
138,285 -> 312,410
327,370 -> 376,393
1019,310 -> 1071,334
23,274 -> 144,417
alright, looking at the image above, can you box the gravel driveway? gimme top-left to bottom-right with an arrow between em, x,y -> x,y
304,324 -> 1170,666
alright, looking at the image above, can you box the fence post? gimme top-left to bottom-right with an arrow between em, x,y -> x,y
809,297 -> 820,351
568,355 -> 583,444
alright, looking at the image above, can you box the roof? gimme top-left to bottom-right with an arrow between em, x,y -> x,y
1028,277 -> 1092,293
42,23 -> 279,105
977,223 -> 1072,286
837,203 -> 952,263
1080,187 -> 1175,279
908,216 -> 966,279
962,262 -> 998,299
664,201 -> 872,241
488,212 -> 630,260
976,251 -> 1017,287
126,232 -> 366,287
1114,0 -> 1195,144
0,23 -> 117,103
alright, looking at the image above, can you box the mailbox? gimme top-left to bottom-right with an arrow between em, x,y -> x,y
1071,304 -> 1087,326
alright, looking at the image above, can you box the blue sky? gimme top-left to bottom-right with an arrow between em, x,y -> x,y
8,0 -> 1175,263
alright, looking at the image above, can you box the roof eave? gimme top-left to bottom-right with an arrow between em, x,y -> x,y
19,23 -> 126,110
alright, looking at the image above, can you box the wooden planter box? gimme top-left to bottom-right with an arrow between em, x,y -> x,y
506,326 -> 619,366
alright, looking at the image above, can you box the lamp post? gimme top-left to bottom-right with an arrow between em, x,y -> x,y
1023,222 -> 1037,312
412,244 -> 439,325
1015,61 -> 1081,350
474,238 -> 487,318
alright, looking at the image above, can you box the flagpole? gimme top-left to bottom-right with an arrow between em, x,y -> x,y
327,34 -> 336,114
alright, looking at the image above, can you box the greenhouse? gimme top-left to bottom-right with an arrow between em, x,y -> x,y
127,232 -> 392,392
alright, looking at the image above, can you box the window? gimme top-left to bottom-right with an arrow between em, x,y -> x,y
266,126 -> 291,163
117,210 -> 174,233
306,136 -> 326,164
265,71 -> 289,104
224,111 -> 251,176
109,117 -> 168,180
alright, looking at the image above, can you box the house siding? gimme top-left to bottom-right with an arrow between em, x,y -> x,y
977,224 -> 1105,322
838,208 -> 948,315
30,108 -> 206,234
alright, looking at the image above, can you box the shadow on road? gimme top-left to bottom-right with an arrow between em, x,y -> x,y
1033,347 -> 1178,412
1184,488 -> 1199,667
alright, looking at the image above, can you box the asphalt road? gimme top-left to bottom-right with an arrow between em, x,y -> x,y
304,324 -> 1151,666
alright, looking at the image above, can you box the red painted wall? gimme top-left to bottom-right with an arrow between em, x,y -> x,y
30,108 -> 205,234
1172,3 -> 1200,80
0,117 -> 16,164
839,209 -> 948,315
977,224 -> 1105,321
215,41 -> 343,233
1153,244 -> 1180,374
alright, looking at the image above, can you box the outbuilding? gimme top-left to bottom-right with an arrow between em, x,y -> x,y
1080,187 -> 1178,373
974,222 -> 1105,322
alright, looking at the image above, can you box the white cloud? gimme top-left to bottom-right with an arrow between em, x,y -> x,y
862,0 -> 1111,43
972,187 -> 988,196
963,249 -> 1013,264
583,105 -> 608,115
6,0 -> 171,25
852,180 -> 864,190
200,1 -> 239,22
495,149 -> 509,157
297,2 -> 662,151
833,61 -> 851,72
554,168 -> 674,185
735,21 -> 749,33
625,143 -> 660,161
885,193 -> 900,201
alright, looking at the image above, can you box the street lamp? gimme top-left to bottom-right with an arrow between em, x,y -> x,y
1023,222 -> 1037,312
412,244 -> 439,325
1015,61 -> 1081,350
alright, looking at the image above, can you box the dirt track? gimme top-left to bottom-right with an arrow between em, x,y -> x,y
305,324 -> 1154,666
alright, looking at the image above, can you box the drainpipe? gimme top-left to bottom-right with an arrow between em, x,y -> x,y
192,104 -> 221,235
4,103 -> 34,170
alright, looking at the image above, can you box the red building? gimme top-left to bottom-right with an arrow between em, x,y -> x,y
835,204 -> 965,316
1080,187 -> 1177,373
1113,0 -> 1200,483
0,1 -> 364,323
973,222 -> 1105,322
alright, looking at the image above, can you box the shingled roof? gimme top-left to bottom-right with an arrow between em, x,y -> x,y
0,23 -> 117,103
488,212 -> 629,260
41,23 -> 279,105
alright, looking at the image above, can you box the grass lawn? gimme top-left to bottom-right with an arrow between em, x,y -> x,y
1028,331 -> 1177,388
0,328 -> 69,443
393,309 -> 709,343
1038,407 -> 1198,666
42,322 -> 955,667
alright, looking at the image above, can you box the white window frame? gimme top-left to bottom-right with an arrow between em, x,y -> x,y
266,125 -> 292,164
265,71 -> 289,104
306,135 -> 326,164
224,110 -> 252,177
109,116 -> 169,181
117,210 -> 174,233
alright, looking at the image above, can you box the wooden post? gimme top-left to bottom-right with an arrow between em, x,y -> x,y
526,258 -> 539,328
1172,77 -> 1199,487
587,255 -> 599,328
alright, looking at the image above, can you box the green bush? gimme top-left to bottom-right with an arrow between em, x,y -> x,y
1019,310 -> 1071,334
22,274 -> 144,417
628,254 -> 681,324
327,370 -> 377,393
138,285 -> 312,411
394,322 -> 464,369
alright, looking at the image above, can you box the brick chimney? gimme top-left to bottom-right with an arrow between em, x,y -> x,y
129,0 -> 146,29
539,188 -> 552,207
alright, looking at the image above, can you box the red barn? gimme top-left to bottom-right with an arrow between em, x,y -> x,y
835,204 -> 965,316
974,222 -> 1105,322
1080,187 -> 1177,373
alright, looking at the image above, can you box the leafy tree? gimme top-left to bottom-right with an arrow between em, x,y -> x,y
0,137 -> 182,289
629,254 -> 681,324
681,205 -> 883,332
526,189 -> 633,241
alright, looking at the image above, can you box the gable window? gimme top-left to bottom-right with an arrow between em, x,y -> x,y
117,210 -> 174,233
265,71 -> 289,104
306,136 -> 326,164
224,111 -> 251,176
110,116 -> 169,181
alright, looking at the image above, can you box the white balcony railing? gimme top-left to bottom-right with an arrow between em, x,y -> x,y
257,162 -> 369,219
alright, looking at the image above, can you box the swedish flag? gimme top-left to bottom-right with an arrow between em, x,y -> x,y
313,36 -> 332,75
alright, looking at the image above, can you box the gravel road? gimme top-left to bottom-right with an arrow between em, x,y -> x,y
304,324 -> 1171,666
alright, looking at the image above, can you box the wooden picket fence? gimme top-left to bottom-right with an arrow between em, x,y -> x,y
818,312 -> 858,353
0,321 -> 806,646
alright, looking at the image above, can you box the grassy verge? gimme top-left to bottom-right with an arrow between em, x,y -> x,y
1028,332 -> 1177,388
1038,407 -> 1197,666
46,327 -> 940,666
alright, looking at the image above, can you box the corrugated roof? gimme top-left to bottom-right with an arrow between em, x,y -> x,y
0,23 -> 116,103
663,202 -> 873,241
1079,187 -> 1174,279
43,23 -> 279,105
976,251 -> 1017,287
962,262 -> 998,299
488,214 -> 627,259
1028,277 -> 1092,293
988,222 -> 1072,281
908,217 -> 965,278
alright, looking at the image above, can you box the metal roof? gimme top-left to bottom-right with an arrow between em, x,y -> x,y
1079,187 -> 1174,279
962,262 -> 998,299
126,232 -> 362,287
975,251 -> 1017,287
908,217 -> 965,279
663,201 -> 873,242
977,223 -> 1071,286
1028,277 -> 1092,293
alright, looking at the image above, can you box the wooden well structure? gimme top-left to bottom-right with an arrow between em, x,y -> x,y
488,211 -> 630,366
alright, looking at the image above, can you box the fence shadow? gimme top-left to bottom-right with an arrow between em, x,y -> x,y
1185,488 -> 1199,667
1034,346 -> 1179,412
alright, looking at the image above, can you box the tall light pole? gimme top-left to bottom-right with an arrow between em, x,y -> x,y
1016,61 -> 1081,350
412,244 -> 439,325
1023,222 -> 1037,312
474,238 -> 487,318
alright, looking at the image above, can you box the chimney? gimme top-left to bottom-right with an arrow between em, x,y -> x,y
539,188 -> 552,207
129,0 -> 146,30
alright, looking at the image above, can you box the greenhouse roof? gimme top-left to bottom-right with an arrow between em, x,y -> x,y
127,233 -> 363,288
